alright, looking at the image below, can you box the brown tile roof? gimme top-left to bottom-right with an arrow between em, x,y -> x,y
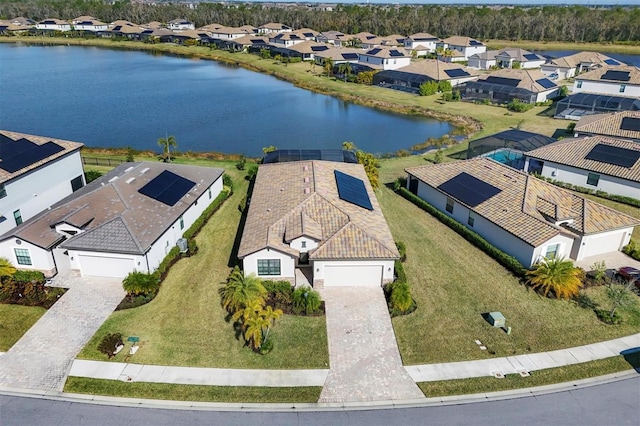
526,136 -> 640,182
229,35 -> 269,46
406,158 -> 639,247
1,162 -> 224,254
394,59 -> 480,81
286,41 -> 328,54
442,36 -> 483,47
238,161 -> 399,260
0,130 -> 84,185
312,46 -> 361,61
575,111 -> 640,140
577,65 -> 640,85
479,68 -> 558,92
362,46 -> 410,59
407,33 -> 439,40
548,51 -> 615,69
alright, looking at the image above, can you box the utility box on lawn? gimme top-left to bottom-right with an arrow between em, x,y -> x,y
488,311 -> 505,328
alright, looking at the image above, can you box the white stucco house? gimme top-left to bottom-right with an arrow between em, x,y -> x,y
36,18 -> 71,31
525,136 -> 640,200
465,68 -> 560,104
373,59 -> 479,93
358,46 -> 411,71
238,161 -> 399,288
71,16 -> 107,32
0,130 -> 85,237
541,51 -> 621,80
403,32 -> 440,56
438,36 -> 486,60
0,162 -> 224,278
574,111 -> 640,142
209,26 -> 253,40
573,65 -> 640,98
406,158 -> 638,267
167,19 -> 195,31
258,22 -> 291,34
468,48 -> 545,70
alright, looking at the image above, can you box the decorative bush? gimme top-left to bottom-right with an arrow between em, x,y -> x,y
122,271 -> 159,296
396,241 -> 407,262
97,333 -> 124,358
291,288 -> 322,315
12,270 -> 45,285
595,309 -> 622,325
390,281 -> 413,312
507,98 -> 534,112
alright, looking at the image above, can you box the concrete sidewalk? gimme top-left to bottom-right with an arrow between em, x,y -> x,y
405,333 -> 640,382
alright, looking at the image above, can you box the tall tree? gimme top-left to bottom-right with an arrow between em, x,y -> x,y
526,257 -> 583,299
157,134 -> 177,162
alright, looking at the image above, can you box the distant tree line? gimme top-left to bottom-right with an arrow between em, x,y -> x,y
0,1 -> 638,43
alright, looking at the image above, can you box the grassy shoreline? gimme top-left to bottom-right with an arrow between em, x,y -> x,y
485,39 -> 640,55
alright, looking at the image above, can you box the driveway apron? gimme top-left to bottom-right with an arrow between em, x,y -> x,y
0,273 -> 124,392
318,286 -> 425,403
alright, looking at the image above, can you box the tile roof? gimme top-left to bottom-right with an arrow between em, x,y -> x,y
577,65 -> 640,85
362,46 -> 410,59
442,36 -> 483,47
472,48 -> 544,62
312,46 -> 361,61
407,32 -> 439,41
238,161 -> 399,261
575,111 -> 640,140
478,68 -> 558,93
1,162 -> 224,254
393,59 -> 480,80
406,158 -> 639,247
548,51 -> 615,69
0,130 -> 83,185
525,136 -> 640,182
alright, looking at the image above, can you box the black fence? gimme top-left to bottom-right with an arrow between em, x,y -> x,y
81,156 -> 126,167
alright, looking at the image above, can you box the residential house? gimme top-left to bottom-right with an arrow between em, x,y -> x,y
465,68 -> 560,104
555,93 -> 640,120
209,26 -> 253,41
574,111 -> 640,141
72,16 -> 107,32
227,35 -> 269,53
373,59 -> 479,93
541,51 -> 621,80
316,30 -> 347,46
238,161 -> 399,288
437,48 -> 466,63
258,22 -> 291,34
167,19 -> 195,31
380,34 -> 405,47
0,131 -> 84,237
406,158 -> 638,267
358,46 -> 411,71
108,21 -> 143,39
36,19 -> 71,32
0,162 -> 224,278
468,48 -> 545,70
525,136 -> 640,199
277,41 -> 331,61
403,33 -> 440,56
292,28 -> 319,41
269,32 -> 307,47
438,36 -> 486,60
0,17 -> 35,34
573,65 -> 640,98
466,129 -> 557,169
313,46 -> 361,67
350,32 -> 383,49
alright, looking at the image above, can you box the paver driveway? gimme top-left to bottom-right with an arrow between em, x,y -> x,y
318,286 -> 425,403
0,272 -> 124,391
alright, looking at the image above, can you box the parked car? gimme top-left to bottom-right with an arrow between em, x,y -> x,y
615,266 -> 640,291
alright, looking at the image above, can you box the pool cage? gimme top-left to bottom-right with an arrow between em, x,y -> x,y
466,129 -> 557,162
372,70 -> 432,94
464,80 -> 539,104
555,93 -> 640,119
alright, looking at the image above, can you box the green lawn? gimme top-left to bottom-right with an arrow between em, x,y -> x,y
77,161 -> 328,369
0,304 -> 46,351
64,377 -> 321,403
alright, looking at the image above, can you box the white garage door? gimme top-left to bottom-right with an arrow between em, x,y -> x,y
78,255 -> 135,278
324,265 -> 383,287
581,232 -> 625,259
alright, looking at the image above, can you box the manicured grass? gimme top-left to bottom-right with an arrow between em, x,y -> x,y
77,161 -> 329,369
64,377 -> 321,403
0,304 -> 46,351
376,185 -> 640,365
420,355 -> 638,397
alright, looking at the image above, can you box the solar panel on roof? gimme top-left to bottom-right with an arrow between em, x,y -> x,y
437,172 -> 502,207
536,78 -> 557,89
389,50 -> 405,57
138,170 -> 196,206
601,70 -> 631,82
469,40 -> 482,46
311,45 -> 328,52
0,139 -> 64,173
523,53 -> 540,60
585,143 -> 640,168
486,76 -> 521,87
342,53 -> 359,60
367,48 -> 381,55
604,59 -> 620,66
444,69 -> 470,78
334,170 -> 373,211
620,117 -> 640,132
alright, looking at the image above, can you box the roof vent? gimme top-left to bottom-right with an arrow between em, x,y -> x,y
303,165 -> 309,171
280,188 -> 285,191
304,187 -> 311,194
126,177 -> 136,184
124,166 -> 134,173
108,176 -> 118,183
304,177 -> 310,183
140,167 -> 150,174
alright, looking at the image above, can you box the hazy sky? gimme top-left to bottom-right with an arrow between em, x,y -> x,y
253,1 -> 637,5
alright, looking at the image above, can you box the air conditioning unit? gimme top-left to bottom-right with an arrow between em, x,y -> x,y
176,238 -> 188,253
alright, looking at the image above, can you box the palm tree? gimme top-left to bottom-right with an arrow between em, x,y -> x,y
243,309 -> 270,350
157,134 -> 177,162
219,267 -> 266,315
338,63 -> 351,81
261,305 -> 283,343
323,58 -> 334,77
526,257 -> 583,299
122,271 -> 159,296
0,258 -> 16,280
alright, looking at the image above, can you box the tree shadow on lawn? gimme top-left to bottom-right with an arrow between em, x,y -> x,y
227,174 -> 255,268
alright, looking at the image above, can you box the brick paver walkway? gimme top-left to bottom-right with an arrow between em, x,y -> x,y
0,272 -> 124,391
318,287 -> 425,403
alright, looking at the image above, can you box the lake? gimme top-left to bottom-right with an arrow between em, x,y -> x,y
0,44 -> 453,156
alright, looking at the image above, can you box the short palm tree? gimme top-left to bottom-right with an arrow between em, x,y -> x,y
219,267 -> 266,315
157,134 -> 177,162
243,309 -> 270,350
526,257 -> 583,299
122,271 -> 159,296
0,258 -> 16,280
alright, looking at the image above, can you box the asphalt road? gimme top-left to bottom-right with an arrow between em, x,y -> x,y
1,375 -> 639,426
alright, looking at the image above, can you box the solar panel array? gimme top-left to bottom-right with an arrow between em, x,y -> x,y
523,53 -> 541,60
585,143 -> 640,168
535,78 -> 557,89
620,117 -> 640,132
334,170 -> 373,211
311,45 -> 329,52
469,40 -> 483,46
600,70 -> 631,82
367,48 -> 382,55
486,76 -> 521,87
604,59 -> 621,66
138,170 -> 196,206
0,135 -> 65,173
437,172 -> 502,207
389,50 -> 405,57
444,69 -> 470,78
342,53 -> 359,60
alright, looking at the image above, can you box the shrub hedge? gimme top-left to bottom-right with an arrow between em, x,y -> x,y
396,185 -> 526,278
533,173 -> 640,208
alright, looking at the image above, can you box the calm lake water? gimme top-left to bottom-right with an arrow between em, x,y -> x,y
0,44 -> 453,156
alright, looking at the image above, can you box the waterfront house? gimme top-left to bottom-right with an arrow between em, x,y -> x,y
36,18 -> 71,32
72,16 -> 107,32
168,19 -> 195,31
541,51 -> 621,80
465,68 -> 560,104
258,22 -> 292,34
468,48 -> 545,70
574,111 -> 640,141
373,59 -> 479,93
573,65 -> 640,98
438,36 -> 486,60
358,46 -> 411,71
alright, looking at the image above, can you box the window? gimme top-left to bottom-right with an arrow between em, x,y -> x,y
467,211 -> 475,227
13,210 -> 22,226
179,216 -> 184,230
545,244 -> 560,260
70,175 -> 84,192
208,188 -> 212,199
446,197 -> 454,214
0,183 -> 6,199
620,84 -> 626,93
587,173 -> 600,186
576,81 -> 582,88
14,248 -> 32,265
257,259 -> 281,276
